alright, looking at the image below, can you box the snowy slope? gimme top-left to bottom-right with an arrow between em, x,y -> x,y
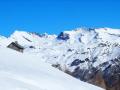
0,47 -> 103,90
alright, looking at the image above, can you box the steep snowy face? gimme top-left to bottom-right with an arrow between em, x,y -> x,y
1,27 -> 120,89
9,31 -> 56,48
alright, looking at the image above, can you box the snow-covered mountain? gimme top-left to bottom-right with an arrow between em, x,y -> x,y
1,27 -> 120,90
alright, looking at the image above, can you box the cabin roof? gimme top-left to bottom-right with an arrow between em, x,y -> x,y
8,42 -> 24,49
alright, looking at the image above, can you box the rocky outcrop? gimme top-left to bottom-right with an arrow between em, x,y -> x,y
57,32 -> 70,40
64,57 -> 120,90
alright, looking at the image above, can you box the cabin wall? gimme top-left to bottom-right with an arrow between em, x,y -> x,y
7,44 -> 23,52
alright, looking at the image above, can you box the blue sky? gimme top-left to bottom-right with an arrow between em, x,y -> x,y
0,0 -> 120,36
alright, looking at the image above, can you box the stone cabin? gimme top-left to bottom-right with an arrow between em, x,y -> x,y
7,41 -> 24,53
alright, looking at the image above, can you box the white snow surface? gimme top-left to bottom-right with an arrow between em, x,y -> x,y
0,47 -> 103,90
